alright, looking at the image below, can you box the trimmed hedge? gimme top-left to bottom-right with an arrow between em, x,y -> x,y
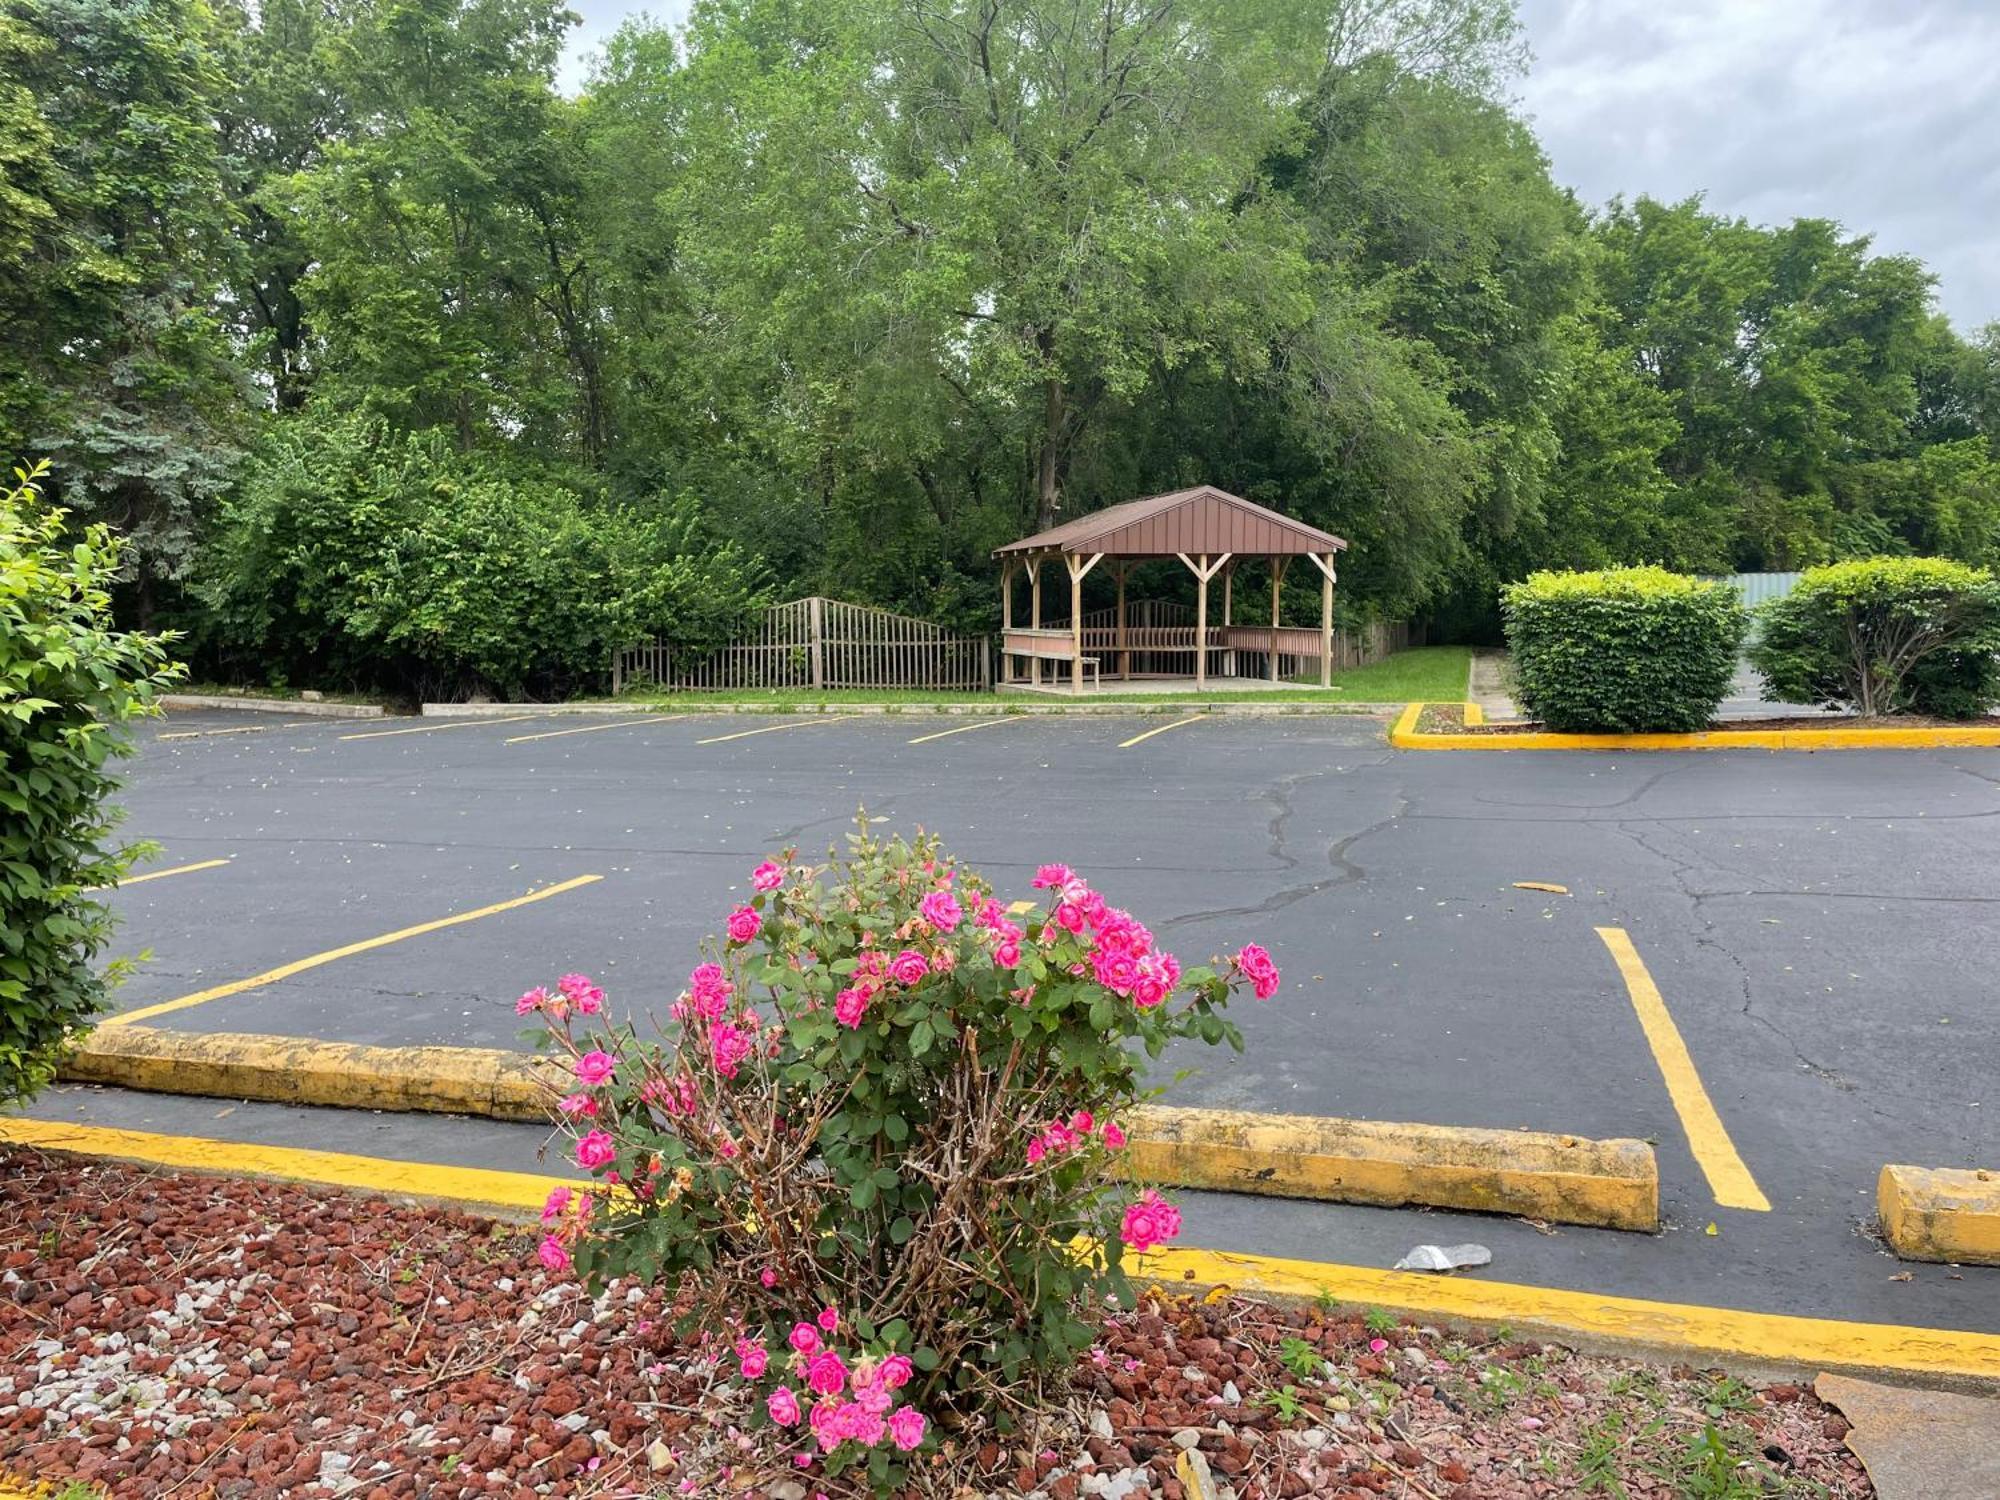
1501,566 -> 1746,733
1749,557 -> 2000,719
2,462 -> 182,1104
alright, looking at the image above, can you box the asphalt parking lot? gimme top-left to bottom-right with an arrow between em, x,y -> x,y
24,704 -> 2000,1337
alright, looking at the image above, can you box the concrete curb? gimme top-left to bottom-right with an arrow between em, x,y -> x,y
161,693 -> 385,719
1128,1104 -> 1658,1232
61,1029 -> 1656,1231
419,700 -> 1400,720
1878,1164 -> 2000,1265
5,1116 -> 1995,1382
1390,701 -> 2000,752
63,1026 -> 563,1121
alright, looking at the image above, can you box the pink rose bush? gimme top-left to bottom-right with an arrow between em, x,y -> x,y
522,823 -> 1277,1494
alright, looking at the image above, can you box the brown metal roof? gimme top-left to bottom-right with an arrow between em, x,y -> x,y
993,486 -> 1348,559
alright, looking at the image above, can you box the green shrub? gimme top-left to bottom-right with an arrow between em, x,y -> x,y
196,413 -> 768,700
1,462 -> 182,1103
1749,557 -> 2000,718
1501,566 -> 1746,732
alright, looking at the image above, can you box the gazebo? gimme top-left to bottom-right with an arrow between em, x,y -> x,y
993,486 -> 1348,694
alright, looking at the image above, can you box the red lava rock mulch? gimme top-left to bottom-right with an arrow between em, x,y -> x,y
1,1147 -> 1872,1498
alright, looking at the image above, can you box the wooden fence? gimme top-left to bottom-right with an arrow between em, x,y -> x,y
614,597 -> 991,693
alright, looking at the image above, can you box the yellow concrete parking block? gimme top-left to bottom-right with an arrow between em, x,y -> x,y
1125,1104 -> 1658,1232
1878,1164 -> 2000,1265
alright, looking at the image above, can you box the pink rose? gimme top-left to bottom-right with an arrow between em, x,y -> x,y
834,986 -> 870,1029
537,1234 -> 570,1272
540,1185 -> 572,1224
1101,1122 -> 1127,1151
751,860 -> 785,892
515,986 -> 548,1016
1025,1138 -> 1046,1165
767,1385 -> 802,1426
760,1268 -> 778,1289
710,1022 -> 753,1078
918,889 -> 963,933
556,1092 -> 598,1118
887,949 -> 929,986
1031,863 -> 1074,889
845,1402 -> 886,1447
1119,1190 -> 1182,1254
993,938 -> 1021,969
888,1406 -> 927,1452
877,1354 -> 913,1390
789,1322 -> 821,1355
737,1338 -> 769,1379
817,1306 -> 840,1334
806,1349 -> 848,1397
1236,943 -> 1280,1000
574,1129 -> 616,1171
557,973 -> 605,1015
726,905 -> 762,944
573,1050 -> 616,1087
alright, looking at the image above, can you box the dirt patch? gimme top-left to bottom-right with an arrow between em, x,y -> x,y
0,1148 -> 1870,1497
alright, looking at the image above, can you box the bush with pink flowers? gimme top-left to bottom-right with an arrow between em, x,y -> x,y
524,824 -> 1276,1493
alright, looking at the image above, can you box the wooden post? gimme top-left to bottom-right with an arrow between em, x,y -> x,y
999,559 -> 1014,684
1177,552 -> 1230,691
1065,553 -> 1103,694
1195,555 -> 1209,690
1268,557 -> 1289,682
1114,562 -> 1129,680
1222,563 -> 1233,627
809,595 -> 825,691
1307,553 -> 1338,689
1028,558 -> 1042,688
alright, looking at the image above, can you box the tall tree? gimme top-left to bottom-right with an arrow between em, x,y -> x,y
2,0 -> 250,611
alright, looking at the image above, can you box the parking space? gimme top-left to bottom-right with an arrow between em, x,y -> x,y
48,704 -> 2000,1331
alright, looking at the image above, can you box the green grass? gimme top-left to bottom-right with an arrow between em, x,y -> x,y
610,646 -> 1472,709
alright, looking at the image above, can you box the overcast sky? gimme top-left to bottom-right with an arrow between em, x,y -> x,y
560,0 -> 2000,330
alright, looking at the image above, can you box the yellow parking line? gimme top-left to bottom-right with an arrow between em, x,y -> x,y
1118,715 -> 1205,749
104,875 -> 604,1027
907,716 -> 1026,745
117,858 -> 231,887
1595,926 -> 1771,1212
159,721 -> 323,740
6,1117 -> 1996,1379
696,714 -> 862,745
339,716 -> 539,741
506,714 -> 691,744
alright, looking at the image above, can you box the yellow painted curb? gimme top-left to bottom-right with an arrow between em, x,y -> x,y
1391,701 -> 2000,752
5,1117 -> 1995,1382
1879,1164 -> 2000,1266
61,1026 -> 563,1121
1128,1104 -> 1657,1232
0,1117 -> 571,1214
1135,1242 -> 2000,1383
60,1030 -> 1655,1228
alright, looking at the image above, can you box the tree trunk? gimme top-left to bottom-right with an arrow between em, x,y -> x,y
1036,373 -> 1065,531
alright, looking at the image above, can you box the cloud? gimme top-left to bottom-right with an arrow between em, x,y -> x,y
1514,0 -> 2000,328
